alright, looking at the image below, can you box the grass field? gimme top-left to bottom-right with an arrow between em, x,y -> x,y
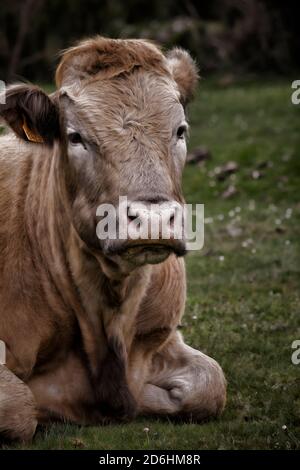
3,78 -> 300,450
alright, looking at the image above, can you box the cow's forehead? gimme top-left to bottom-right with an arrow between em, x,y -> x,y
63,70 -> 184,135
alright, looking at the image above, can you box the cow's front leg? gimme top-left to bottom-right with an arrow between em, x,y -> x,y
0,365 -> 37,442
90,266 -> 151,421
138,331 -> 226,421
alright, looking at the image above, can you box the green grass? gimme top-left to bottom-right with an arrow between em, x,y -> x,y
3,78 -> 300,450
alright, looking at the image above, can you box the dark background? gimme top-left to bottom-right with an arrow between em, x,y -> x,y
0,0 -> 299,83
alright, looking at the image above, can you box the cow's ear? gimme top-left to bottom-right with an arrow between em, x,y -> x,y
167,48 -> 199,105
0,84 -> 60,145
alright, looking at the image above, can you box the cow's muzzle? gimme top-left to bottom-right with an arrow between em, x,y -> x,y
101,200 -> 186,266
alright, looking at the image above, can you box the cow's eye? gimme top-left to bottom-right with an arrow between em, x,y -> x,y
68,132 -> 83,146
177,125 -> 187,139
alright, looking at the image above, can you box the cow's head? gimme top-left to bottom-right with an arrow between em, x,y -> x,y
0,37 -> 198,270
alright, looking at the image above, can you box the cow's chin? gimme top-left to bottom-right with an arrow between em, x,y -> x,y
103,239 -> 186,268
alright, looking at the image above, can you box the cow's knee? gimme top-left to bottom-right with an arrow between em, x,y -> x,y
141,346 -> 226,422
175,352 -> 226,421
0,365 -> 37,442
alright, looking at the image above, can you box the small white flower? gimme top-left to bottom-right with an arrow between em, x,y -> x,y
248,200 -> 256,211
285,208 -> 292,219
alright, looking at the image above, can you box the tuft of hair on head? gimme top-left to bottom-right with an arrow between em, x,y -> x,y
55,36 -> 169,88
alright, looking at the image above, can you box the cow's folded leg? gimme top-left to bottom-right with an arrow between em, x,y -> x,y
0,365 -> 37,442
138,332 -> 226,421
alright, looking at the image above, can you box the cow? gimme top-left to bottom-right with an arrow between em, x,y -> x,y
0,36 -> 226,442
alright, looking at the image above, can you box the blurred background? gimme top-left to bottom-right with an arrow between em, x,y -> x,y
0,0 -> 299,82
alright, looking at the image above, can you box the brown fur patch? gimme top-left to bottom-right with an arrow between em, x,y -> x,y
134,326 -> 172,353
55,36 -> 170,87
92,336 -> 137,421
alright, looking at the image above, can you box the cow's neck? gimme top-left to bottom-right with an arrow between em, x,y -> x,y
24,144 -> 83,316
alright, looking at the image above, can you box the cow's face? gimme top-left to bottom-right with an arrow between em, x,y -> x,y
60,71 -> 191,265
0,38 -> 198,269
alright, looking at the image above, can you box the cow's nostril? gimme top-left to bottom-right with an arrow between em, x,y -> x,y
127,207 -> 139,223
127,214 -> 137,222
169,214 -> 175,228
